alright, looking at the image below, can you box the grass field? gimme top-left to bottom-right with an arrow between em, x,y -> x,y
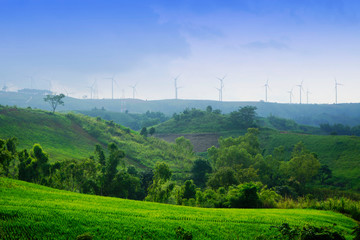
0,107 -> 98,160
259,131 -> 360,190
0,177 -> 357,239
0,107 -> 197,175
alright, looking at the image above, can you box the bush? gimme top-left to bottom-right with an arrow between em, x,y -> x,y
175,226 -> 193,240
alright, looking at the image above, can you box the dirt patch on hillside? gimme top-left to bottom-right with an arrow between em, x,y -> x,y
155,133 -> 220,152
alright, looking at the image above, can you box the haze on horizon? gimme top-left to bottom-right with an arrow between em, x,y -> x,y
1,0 -> 360,104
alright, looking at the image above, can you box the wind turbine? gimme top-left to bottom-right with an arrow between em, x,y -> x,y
62,87 -> 74,97
129,83 -> 138,99
287,88 -> 294,104
121,89 -> 126,112
27,76 -> 34,89
264,79 -> 270,102
174,75 -> 182,100
104,76 -> 115,99
217,75 -> 226,102
215,87 -> 221,101
306,89 -> 311,104
296,80 -> 304,104
335,78 -> 343,104
90,79 -> 97,99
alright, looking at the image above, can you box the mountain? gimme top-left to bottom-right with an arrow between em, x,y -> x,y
1,91 -> 360,126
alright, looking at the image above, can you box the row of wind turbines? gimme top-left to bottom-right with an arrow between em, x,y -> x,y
264,79 -> 343,104
87,75 -> 344,104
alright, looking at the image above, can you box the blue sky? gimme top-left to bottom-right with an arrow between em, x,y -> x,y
1,0 -> 360,103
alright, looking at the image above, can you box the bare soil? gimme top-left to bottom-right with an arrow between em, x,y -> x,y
155,133 -> 220,152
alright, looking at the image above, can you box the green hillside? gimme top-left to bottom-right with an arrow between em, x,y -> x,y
0,106 -> 196,174
0,177 -> 357,240
260,132 -> 360,190
153,108 -> 360,191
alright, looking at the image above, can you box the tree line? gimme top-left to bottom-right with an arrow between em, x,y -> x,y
0,128 -> 334,209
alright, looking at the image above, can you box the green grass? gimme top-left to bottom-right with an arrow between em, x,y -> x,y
260,131 -> 360,190
0,107 -> 97,160
0,177 -> 357,239
0,106 -> 197,176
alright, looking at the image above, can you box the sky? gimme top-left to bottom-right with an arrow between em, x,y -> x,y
1,0 -> 360,103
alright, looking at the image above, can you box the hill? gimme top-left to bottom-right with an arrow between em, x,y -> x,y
2,91 -> 360,126
0,106 -> 196,175
260,131 -> 360,191
152,109 -> 360,191
0,177 -> 357,239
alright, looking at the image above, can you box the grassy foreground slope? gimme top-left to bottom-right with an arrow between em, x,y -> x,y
0,178 -> 357,240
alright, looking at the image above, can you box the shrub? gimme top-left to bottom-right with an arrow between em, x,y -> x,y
175,226 -> 193,240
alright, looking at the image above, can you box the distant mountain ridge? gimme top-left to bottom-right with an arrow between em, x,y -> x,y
1,91 -> 360,126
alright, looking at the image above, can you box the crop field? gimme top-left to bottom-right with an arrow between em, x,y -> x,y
0,178 -> 357,239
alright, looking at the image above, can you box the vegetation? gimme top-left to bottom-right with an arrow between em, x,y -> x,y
3,91 -> 360,126
0,177 -> 357,240
155,106 -> 257,134
0,106 -> 197,176
43,93 -> 65,113
78,108 -> 169,131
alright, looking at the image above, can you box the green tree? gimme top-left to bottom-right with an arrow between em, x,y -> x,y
44,93 -> 65,113
146,162 -> 174,203
318,165 -> 332,184
149,127 -> 155,136
140,127 -> 148,137
206,105 -> 213,113
0,138 -> 15,176
287,142 -> 320,186
226,182 -> 260,208
182,180 -> 196,200
175,136 -> 194,153
103,143 -> 125,196
153,162 -> 172,183
207,167 -> 239,190
229,106 -> 257,129
191,159 -> 212,188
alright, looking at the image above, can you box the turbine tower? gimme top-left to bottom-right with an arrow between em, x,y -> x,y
174,75 -> 182,100
296,81 -> 304,104
129,83 -> 138,99
287,88 -> 293,104
335,78 -> 343,104
121,89 -> 126,112
90,79 -> 97,99
306,89 -> 311,104
217,75 -> 226,102
104,76 -> 115,99
264,79 -> 270,102
215,87 -> 221,101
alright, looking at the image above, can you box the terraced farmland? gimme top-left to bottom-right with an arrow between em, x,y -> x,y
0,178 -> 357,239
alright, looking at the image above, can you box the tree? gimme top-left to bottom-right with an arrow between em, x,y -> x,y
182,180 -> 196,199
140,127 -> 148,137
229,106 -> 257,129
44,93 -> 65,113
0,138 -> 15,176
146,162 -> 174,203
206,105 -> 213,113
207,167 -> 239,190
175,136 -> 194,153
287,142 -> 320,186
191,159 -> 212,188
149,127 -> 155,136
318,165 -> 332,184
153,162 -> 172,183
103,143 -> 125,195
